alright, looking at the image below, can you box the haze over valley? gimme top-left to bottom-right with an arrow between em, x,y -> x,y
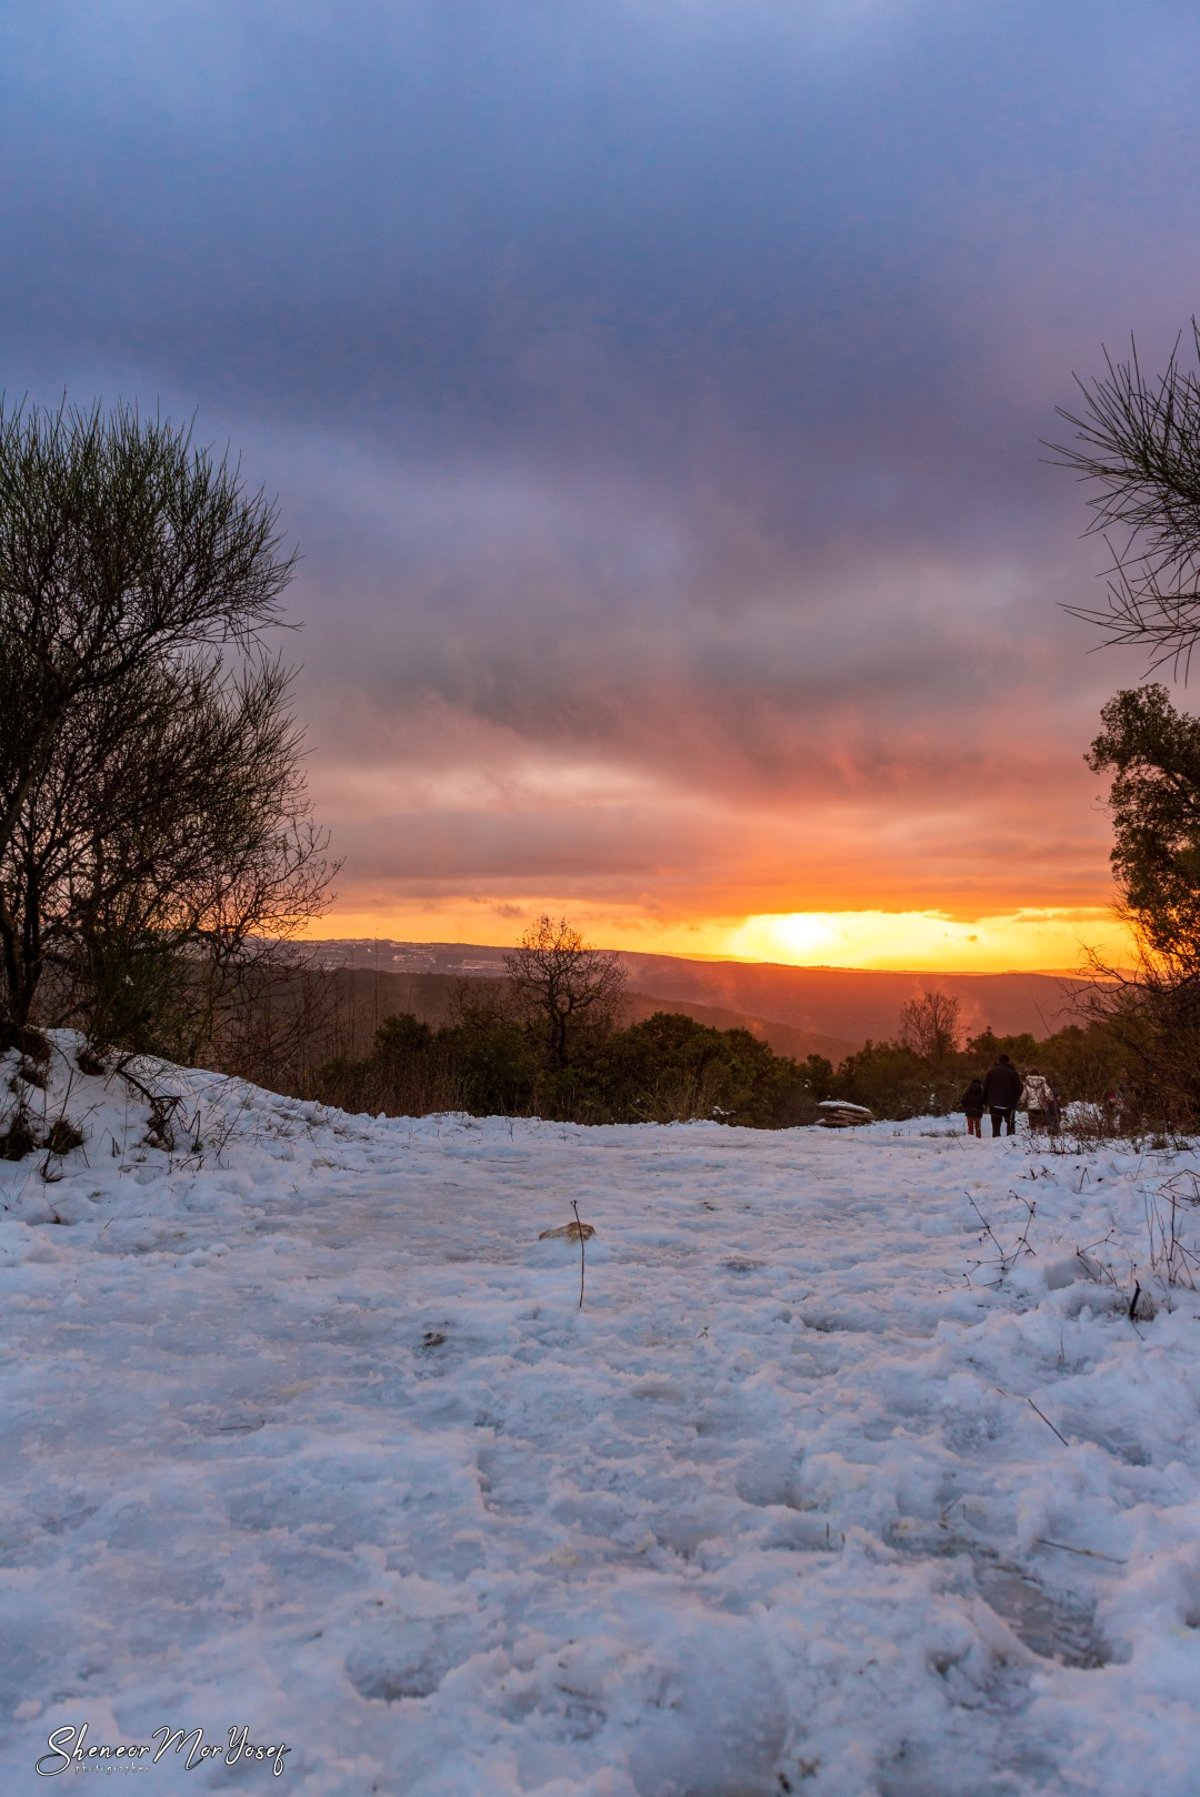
305,938 -> 1089,1061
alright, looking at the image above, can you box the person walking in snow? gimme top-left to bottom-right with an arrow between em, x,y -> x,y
1046,1082 -> 1064,1135
960,1076 -> 985,1138
1103,1073 -> 1128,1136
982,1052 -> 1023,1137
1020,1067 -> 1055,1131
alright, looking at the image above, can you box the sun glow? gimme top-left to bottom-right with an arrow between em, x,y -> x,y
726,909 -> 1132,973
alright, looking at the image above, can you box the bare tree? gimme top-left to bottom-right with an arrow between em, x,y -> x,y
0,397 -> 334,1052
897,990 -> 962,1063
503,915 -> 626,1067
1049,327 -> 1200,672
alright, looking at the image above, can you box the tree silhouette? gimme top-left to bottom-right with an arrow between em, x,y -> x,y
504,916 -> 626,1067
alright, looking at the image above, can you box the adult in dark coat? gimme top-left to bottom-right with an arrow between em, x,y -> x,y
982,1053 -> 1023,1137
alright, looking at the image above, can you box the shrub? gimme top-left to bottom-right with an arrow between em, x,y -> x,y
0,1106 -> 37,1161
43,1117 -> 84,1156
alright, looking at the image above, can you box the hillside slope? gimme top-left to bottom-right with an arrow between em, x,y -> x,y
304,939 -> 1090,1051
309,966 -> 855,1066
2,1036 -> 1197,1793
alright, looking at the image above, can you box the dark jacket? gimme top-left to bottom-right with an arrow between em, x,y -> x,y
982,1060 -> 1023,1109
960,1080 -> 985,1117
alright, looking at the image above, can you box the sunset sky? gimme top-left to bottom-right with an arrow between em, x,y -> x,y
5,2 -> 1198,970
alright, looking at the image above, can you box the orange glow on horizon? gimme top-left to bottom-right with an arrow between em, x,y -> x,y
305,902 -> 1133,974
725,909 -> 1133,973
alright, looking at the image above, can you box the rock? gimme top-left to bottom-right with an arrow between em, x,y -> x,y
816,1100 -> 875,1129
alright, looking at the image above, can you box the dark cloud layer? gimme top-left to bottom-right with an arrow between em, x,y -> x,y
4,1 -> 1199,939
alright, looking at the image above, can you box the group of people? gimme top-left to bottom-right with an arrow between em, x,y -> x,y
960,1053 -> 1061,1138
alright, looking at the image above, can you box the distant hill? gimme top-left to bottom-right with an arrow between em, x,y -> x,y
606,954 -> 1088,1047
300,939 -> 1091,1054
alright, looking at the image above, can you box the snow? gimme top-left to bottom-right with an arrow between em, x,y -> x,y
3,1036 -> 1200,1794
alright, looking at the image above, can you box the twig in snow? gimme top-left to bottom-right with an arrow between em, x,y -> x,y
965,1191 -> 1037,1282
571,1198 -> 586,1309
994,1384 -> 1068,1445
967,1193 -> 1009,1260
1144,1178 -> 1200,1295
1025,1397 -> 1069,1446
1035,1536 -> 1128,1565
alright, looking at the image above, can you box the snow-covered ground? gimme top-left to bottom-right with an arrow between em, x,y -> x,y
3,1037 -> 1200,1795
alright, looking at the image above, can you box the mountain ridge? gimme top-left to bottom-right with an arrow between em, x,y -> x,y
300,939 -> 1091,1052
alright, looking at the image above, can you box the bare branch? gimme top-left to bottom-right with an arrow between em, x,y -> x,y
1049,325 -> 1200,668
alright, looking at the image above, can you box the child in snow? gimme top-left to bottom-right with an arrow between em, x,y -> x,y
960,1076 -> 985,1138
1046,1084 -> 1063,1135
1103,1075 -> 1128,1136
1020,1067 -> 1055,1131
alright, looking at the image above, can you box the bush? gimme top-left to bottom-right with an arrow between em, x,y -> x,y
0,1105 -> 37,1161
307,1007 -> 823,1128
303,1000 -> 1147,1134
439,1007 -> 538,1116
831,1041 -> 959,1119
